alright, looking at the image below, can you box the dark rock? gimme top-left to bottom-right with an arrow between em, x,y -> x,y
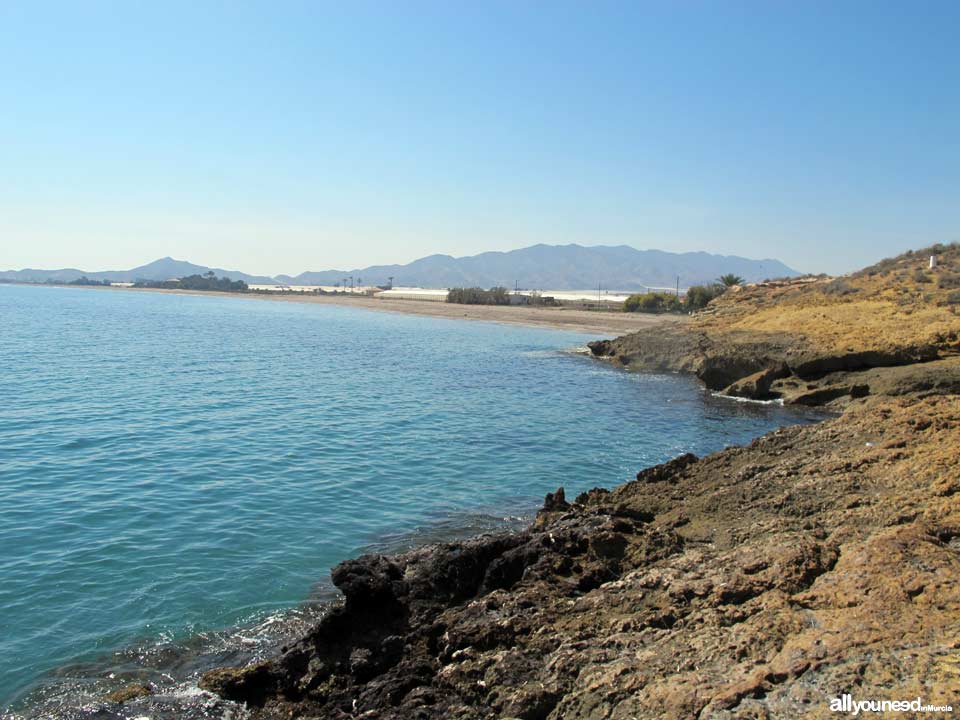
331,555 -> 405,610
587,339 -> 614,356
199,663 -> 276,706
541,487 -> 569,512
102,683 -> 152,704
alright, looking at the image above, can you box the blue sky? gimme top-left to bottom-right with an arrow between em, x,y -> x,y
1,1 -> 957,275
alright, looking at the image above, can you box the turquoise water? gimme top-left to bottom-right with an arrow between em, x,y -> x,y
0,284 -> 817,715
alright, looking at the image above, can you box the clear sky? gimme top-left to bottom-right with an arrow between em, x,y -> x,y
1,1 -> 957,276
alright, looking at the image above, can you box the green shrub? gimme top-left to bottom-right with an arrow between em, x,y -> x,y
623,292 -> 681,313
717,274 -> 744,287
683,284 -> 725,311
69,276 -> 111,286
913,268 -> 932,283
946,291 -> 960,305
134,273 -> 247,292
446,287 -> 511,305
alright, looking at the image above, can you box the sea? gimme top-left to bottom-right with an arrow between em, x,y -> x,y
0,284 -> 820,718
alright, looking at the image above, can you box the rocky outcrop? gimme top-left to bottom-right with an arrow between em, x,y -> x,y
199,246 -> 960,718
201,394 -> 960,719
592,245 -> 960,405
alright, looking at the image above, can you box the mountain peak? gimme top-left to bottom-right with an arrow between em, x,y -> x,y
284,245 -> 799,289
0,244 -> 800,289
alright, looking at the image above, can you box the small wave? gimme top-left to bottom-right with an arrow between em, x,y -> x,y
7,511 -> 529,720
711,391 -> 785,406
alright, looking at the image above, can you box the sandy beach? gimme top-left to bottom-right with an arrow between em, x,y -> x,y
66,284 -> 684,336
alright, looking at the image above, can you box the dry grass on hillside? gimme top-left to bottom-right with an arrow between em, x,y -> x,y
692,243 -> 960,354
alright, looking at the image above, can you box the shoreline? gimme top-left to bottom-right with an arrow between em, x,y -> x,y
192,259 -> 959,718
9,249 -> 959,718
7,283 -> 683,336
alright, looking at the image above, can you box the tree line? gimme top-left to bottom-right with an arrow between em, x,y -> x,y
446,287 -> 511,305
134,272 -> 248,292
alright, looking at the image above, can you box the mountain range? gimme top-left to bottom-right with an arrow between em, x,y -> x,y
0,257 -> 276,285
1,244 -> 799,290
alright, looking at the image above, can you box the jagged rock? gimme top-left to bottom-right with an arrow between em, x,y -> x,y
200,395 -> 960,719
331,555 -> 405,609
541,487 -> 569,512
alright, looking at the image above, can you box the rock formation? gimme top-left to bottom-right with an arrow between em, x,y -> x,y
199,244 -> 960,718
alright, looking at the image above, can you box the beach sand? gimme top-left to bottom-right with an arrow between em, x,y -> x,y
78,285 -> 683,336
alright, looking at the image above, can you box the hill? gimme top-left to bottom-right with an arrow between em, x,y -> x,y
0,257 -> 275,284
590,242 -> 960,404
1,246 -> 797,289
277,244 -> 798,289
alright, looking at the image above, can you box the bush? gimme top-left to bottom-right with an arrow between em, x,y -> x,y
822,278 -> 860,295
938,273 -> 960,289
446,287 -> 511,305
946,291 -> 960,305
623,292 -> 681,313
913,268 -> 932,283
683,284 -> 725,311
134,273 -> 247,292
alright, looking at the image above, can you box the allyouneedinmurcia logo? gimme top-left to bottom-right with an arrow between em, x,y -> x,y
830,694 -> 953,715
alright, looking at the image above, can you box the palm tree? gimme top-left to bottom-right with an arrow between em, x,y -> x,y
717,273 -> 744,287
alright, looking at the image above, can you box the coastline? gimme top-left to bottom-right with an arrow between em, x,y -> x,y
9,248 -> 959,718
17,283 -> 682,336
195,392 -> 960,720
192,254 -> 959,719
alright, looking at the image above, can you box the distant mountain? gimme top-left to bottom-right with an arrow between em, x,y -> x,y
277,244 -> 799,290
1,245 -> 800,290
0,257 -> 275,284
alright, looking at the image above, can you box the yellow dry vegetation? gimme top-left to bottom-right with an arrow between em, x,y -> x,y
692,243 -> 960,355
720,301 -> 957,353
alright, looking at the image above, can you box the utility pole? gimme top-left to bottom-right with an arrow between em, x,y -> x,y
388,276 -> 394,289
676,276 -> 680,297
598,281 -> 602,304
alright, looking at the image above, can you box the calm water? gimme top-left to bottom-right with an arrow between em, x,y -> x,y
0,284 -> 817,716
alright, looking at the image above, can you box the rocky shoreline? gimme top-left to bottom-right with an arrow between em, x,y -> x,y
192,393 -> 958,719
178,248 -> 960,718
